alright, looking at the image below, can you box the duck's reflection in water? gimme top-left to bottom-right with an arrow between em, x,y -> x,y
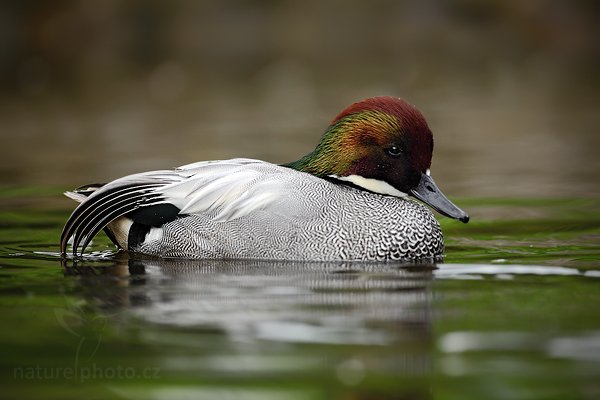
64,255 -> 437,397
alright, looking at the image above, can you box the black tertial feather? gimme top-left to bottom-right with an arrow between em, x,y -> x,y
127,203 -> 182,227
128,223 -> 152,250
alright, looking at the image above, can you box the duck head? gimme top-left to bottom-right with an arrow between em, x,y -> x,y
286,96 -> 469,223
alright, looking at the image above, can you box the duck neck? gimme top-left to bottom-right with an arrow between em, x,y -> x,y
284,150 -> 327,177
283,123 -> 350,177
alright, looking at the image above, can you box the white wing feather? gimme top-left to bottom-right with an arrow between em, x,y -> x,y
159,159 -> 299,222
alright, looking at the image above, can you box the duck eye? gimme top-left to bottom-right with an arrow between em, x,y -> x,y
386,145 -> 402,157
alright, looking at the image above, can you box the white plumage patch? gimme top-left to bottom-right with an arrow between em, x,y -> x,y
161,159 -> 288,222
330,175 -> 408,198
144,227 -> 164,243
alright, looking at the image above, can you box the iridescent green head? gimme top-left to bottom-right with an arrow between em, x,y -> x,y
286,96 -> 469,223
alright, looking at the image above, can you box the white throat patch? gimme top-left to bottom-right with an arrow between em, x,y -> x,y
330,174 -> 408,198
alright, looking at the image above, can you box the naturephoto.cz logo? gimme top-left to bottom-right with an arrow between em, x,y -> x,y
13,364 -> 160,383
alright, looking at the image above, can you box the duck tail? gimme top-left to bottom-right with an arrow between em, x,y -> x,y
64,183 -> 105,203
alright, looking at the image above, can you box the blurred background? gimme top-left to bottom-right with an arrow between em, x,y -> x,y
0,0 -> 598,197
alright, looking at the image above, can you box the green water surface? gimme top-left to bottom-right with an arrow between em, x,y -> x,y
1,188 -> 599,400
